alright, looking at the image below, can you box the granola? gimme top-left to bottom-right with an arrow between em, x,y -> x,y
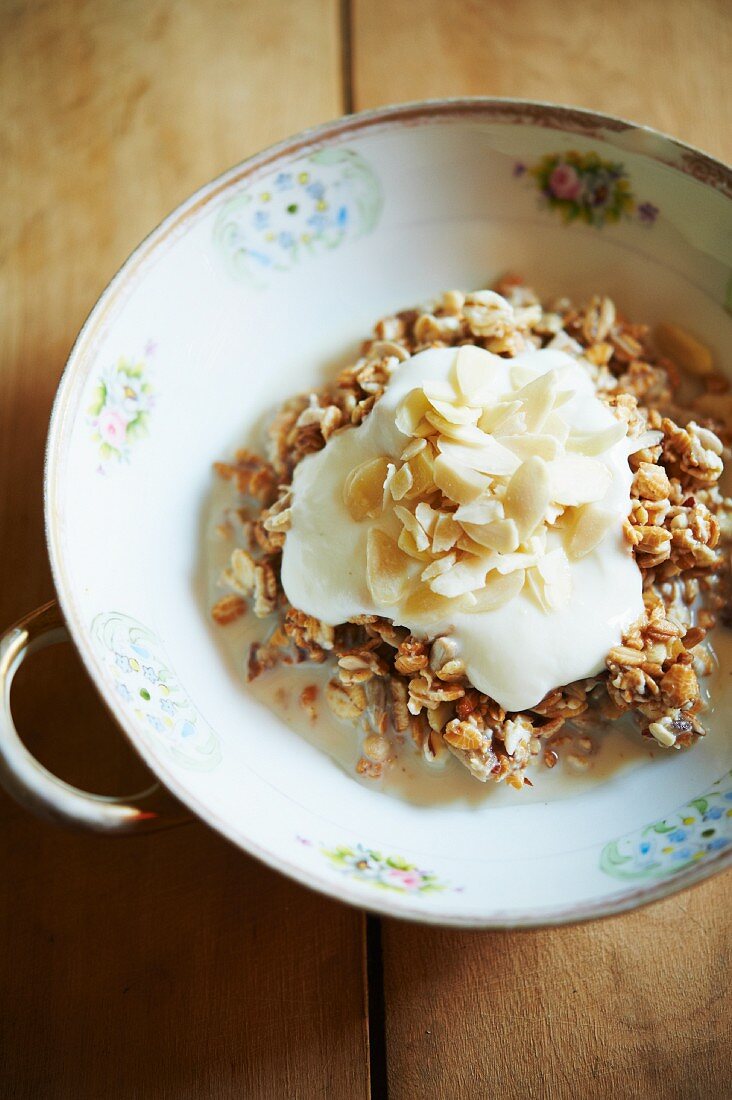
211,279 -> 731,787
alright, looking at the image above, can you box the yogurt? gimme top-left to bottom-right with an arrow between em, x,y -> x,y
282,345 -> 649,712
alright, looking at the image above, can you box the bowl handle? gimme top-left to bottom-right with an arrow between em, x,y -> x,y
0,601 -> 186,833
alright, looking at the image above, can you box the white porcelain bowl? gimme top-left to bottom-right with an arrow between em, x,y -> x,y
2,99 -> 731,927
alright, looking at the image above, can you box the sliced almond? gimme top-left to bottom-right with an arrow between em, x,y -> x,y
425,410 -> 482,439
568,503 -> 616,559
565,420 -> 627,456
403,585 -> 454,622
498,433 -> 560,461
403,447 -> 435,499
460,517 -> 520,553
422,379 -> 457,402
627,429 -> 663,454
549,454 -> 611,506
453,498 -> 504,525
454,345 -> 499,404
464,569 -> 525,612
401,436 -> 427,462
478,400 -> 523,434
437,436 -> 520,477
494,551 -> 538,574
394,504 -> 430,551
430,556 -> 490,597
396,389 -> 430,436
389,462 -> 414,501
343,456 -> 390,520
421,552 -> 457,581
431,511 -> 462,553
415,501 -> 439,536
504,455 -> 551,540
398,527 -> 433,561
536,548 -> 572,610
655,322 -> 713,376
366,528 -> 410,605
512,370 -> 557,432
433,454 -> 491,505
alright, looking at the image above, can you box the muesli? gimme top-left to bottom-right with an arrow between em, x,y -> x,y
210,277 -> 731,788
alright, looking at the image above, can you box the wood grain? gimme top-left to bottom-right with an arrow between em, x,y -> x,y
352,0 -> 732,162
0,3 -> 369,1098
351,1 -> 732,1096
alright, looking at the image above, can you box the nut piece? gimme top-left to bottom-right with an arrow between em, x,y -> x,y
568,504 -> 616,559
504,455 -> 550,540
211,595 -> 247,625
366,528 -> 410,605
343,456 -> 390,520
325,679 -> 367,719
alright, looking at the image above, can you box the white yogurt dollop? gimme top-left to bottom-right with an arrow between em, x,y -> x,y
281,346 -> 645,712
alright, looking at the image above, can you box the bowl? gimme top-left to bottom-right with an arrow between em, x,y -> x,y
1,98 -> 731,927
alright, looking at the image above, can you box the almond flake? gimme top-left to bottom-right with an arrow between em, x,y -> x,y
427,397 -> 481,426
398,527 -> 432,561
389,463 -> 414,501
396,389 -> 430,436
454,345 -> 500,404
437,436 -> 520,477
478,401 -> 523,434
403,448 -> 435,498
400,437 -> 427,461
415,501 -> 439,536
403,586 -> 455,622
366,528 -> 410,605
453,498 -> 504,524
494,551 -> 538,574
433,454 -> 491,505
430,556 -> 490,597
627,429 -> 663,454
460,518 -> 520,553
568,503 -> 616,559
504,455 -> 551,539
498,433 -> 560,461
422,380 -> 457,402
431,512 -> 462,553
421,553 -> 457,581
343,456 -> 390,520
549,454 -> 611,506
394,505 -> 430,551
512,370 -> 557,432
566,420 -> 627,456
536,548 -> 572,610
464,569 -> 525,612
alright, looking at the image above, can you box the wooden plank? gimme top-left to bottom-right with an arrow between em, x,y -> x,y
351,0 -> 732,1095
0,2 -> 370,1097
351,0 -> 732,161
380,876 -> 732,1098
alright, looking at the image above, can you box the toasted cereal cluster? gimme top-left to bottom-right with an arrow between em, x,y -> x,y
211,278 -> 732,786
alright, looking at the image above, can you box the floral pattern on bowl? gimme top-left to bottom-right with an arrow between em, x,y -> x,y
296,837 -> 452,894
515,150 -> 659,228
600,770 -> 732,880
87,343 -> 156,468
92,612 -> 221,771
213,148 -> 383,285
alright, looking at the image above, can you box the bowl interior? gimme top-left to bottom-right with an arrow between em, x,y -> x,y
47,103 -> 732,925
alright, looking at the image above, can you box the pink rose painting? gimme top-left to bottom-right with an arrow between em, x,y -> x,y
517,150 -> 655,228
87,352 -> 155,469
548,163 -> 581,200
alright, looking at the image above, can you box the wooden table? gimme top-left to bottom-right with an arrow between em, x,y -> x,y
2,2 -> 730,1095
